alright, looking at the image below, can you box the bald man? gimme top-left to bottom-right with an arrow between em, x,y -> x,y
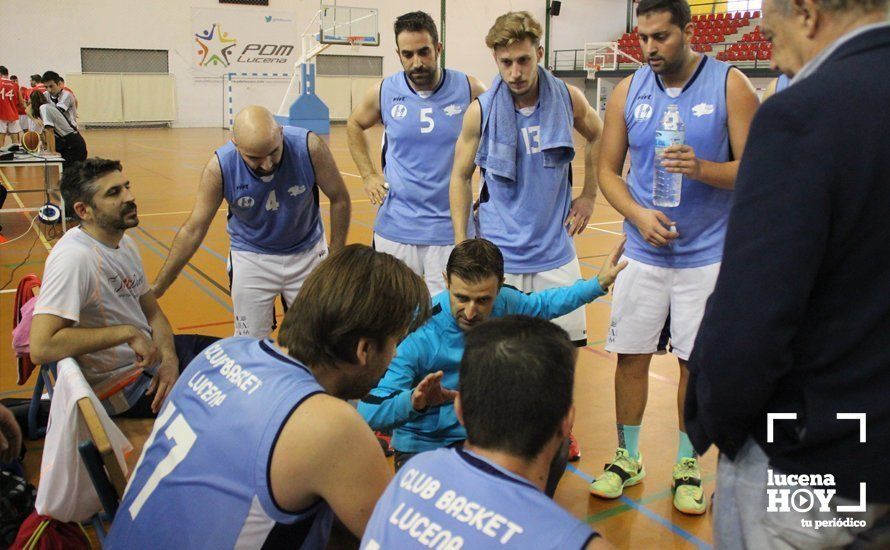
153,106 -> 351,338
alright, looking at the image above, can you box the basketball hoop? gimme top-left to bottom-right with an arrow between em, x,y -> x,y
347,36 -> 362,53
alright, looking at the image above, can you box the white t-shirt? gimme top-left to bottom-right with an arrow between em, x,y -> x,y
34,226 -> 153,413
38,103 -> 76,137
44,89 -> 77,128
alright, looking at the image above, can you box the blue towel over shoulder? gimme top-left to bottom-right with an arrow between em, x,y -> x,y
475,66 -> 575,182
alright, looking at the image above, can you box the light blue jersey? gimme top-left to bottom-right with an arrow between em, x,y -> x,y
107,337 -> 334,550
361,448 -> 598,549
477,88 -> 576,274
624,56 -> 733,268
218,126 -> 323,255
776,74 -> 790,93
378,69 -> 472,245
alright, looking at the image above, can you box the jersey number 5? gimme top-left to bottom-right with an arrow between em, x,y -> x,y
420,108 -> 435,134
127,403 -> 198,519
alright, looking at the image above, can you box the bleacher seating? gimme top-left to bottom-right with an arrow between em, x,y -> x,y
615,11 -> 771,68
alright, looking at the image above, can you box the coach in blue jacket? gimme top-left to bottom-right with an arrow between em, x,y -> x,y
359,238 -> 626,487
685,0 -> 890,547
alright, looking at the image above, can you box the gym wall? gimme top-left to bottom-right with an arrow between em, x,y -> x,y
2,0 -> 624,128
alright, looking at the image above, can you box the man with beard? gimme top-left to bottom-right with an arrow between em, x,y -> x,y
30,159 -> 218,418
358,238 -> 626,496
590,0 -> 759,515
152,105 -> 351,338
347,11 -> 486,295
107,246 -> 431,549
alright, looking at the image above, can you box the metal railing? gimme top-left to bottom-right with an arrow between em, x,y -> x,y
553,42 -> 775,74
552,49 -> 586,72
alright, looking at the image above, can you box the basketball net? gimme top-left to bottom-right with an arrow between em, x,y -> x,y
347,36 -> 361,53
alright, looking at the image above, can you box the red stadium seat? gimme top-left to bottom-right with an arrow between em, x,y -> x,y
753,11 -> 761,18
745,50 -> 755,61
707,13 -> 715,21
716,12 -> 724,20
716,51 -> 726,60
743,11 -> 751,18
733,12 -> 741,19
704,44 -> 712,52
728,51 -> 739,61
757,49 -> 769,61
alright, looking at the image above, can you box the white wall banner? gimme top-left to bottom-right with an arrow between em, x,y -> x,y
191,8 -> 299,79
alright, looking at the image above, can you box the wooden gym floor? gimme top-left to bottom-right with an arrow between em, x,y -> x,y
0,126 -> 716,549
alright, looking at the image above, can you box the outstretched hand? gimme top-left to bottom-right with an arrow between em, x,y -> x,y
411,371 -> 458,412
596,236 -> 629,291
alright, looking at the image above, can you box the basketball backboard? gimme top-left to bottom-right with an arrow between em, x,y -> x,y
319,4 -> 379,46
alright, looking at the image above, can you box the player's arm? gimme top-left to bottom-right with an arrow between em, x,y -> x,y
449,100 -> 482,244
37,105 -> 57,152
346,82 -> 387,205
42,128 -> 56,153
152,156 -> 224,298
761,77 -> 779,102
358,334 -> 438,431
308,132 -> 351,252
467,75 -> 488,100
271,395 -> 392,538
30,314 -> 157,367
565,84 -> 604,236
598,76 -> 677,248
661,69 -> 759,190
509,238 -> 627,319
139,291 -> 178,413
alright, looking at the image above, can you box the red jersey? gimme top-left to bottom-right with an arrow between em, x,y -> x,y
0,78 -> 20,121
16,86 -> 28,114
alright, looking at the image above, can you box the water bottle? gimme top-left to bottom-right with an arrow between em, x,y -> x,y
653,104 -> 685,207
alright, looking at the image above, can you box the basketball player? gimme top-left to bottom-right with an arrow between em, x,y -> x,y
106,245 -> 431,549
10,75 -> 29,134
152,106 -> 351,338
0,66 -> 22,146
590,0 -> 759,514
348,11 -> 486,295
29,75 -> 45,92
362,317 -> 611,549
42,71 -> 78,129
27,90 -> 87,167
448,10 -> 603,460
29,159 -> 216,417
358,237 -> 626,495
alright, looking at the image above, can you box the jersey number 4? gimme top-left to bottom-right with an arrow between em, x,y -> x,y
265,190 -> 280,211
127,403 -> 197,519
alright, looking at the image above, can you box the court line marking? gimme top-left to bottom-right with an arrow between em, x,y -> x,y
0,170 -> 53,252
0,387 -> 35,398
566,465 -> 713,549
587,221 -> 623,227
130,231 -> 232,313
586,226 -> 624,236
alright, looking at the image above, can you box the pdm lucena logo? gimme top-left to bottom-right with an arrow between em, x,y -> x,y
195,24 -> 238,67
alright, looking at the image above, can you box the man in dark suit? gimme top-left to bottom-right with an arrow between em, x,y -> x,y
685,0 -> 890,547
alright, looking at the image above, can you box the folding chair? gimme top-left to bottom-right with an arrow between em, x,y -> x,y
77,397 -> 127,545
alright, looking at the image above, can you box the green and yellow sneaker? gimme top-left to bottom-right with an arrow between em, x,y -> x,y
672,457 -> 707,515
589,448 -> 645,499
